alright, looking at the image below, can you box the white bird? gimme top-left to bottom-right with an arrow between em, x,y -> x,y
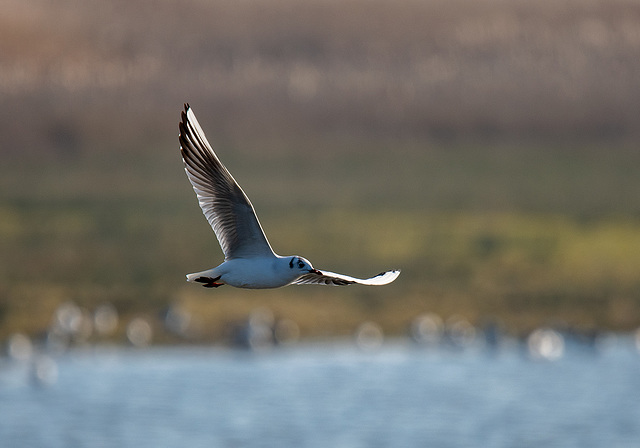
179,104 -> 400,289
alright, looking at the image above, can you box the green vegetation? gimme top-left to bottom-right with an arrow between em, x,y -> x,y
1,0 -> 640,342
1,140 -> 639,341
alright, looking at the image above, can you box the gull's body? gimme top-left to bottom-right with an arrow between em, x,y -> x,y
186,257 -> 305,289
179,104 -> 400,289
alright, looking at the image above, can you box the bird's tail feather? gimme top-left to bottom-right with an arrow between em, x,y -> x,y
186,269 -> 224,288
186,268 -> 219,282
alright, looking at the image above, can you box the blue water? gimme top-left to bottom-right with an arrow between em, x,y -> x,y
1,339 -> 639,448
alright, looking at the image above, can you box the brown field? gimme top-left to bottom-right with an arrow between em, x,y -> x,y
3,0 -> 640,149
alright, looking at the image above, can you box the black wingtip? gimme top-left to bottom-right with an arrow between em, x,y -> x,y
179,104 -> 192,138
180,104 -> 191,126
374,269 -> 399,278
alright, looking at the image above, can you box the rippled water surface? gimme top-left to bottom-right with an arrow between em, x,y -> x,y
1,339 -> 639,448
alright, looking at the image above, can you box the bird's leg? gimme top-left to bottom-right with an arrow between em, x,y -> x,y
195,276 -> 224,288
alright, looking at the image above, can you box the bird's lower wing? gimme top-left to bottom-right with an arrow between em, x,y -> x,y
293,269 -> 400,286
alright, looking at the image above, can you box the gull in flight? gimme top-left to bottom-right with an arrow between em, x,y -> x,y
179,104 -> 400,289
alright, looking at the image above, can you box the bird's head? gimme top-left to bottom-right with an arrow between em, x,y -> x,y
288,256 -> 321,275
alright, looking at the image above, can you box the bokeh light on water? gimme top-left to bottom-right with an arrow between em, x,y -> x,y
273,318 -> 300,346
354,321 -> 384,351
30,355 -> 58,387
527,328 -> 565,361
93,303 -> 119,337
163,303 -> 192,338
7,333 -> 33,362
444,315 -> 476,349
409,313 -> 444,346
53,302 -> 84,336
126,318 -> 153,347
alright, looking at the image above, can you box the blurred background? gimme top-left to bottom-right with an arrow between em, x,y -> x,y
2,0 -> 640,446
2,0 -> 640,344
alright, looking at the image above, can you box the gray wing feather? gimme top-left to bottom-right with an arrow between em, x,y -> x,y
294,269 -> 400,286
179,104 -> 275,259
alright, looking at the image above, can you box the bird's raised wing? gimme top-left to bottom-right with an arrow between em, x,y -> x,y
293,269 -> 400,286
179,104 -> 275,260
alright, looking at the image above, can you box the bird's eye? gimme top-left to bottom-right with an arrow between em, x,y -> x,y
298,262 -> 304,269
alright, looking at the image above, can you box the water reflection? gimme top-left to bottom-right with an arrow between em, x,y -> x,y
226,308 -> 301,350
1,338 -> 640,448
30,354 -> 58,387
